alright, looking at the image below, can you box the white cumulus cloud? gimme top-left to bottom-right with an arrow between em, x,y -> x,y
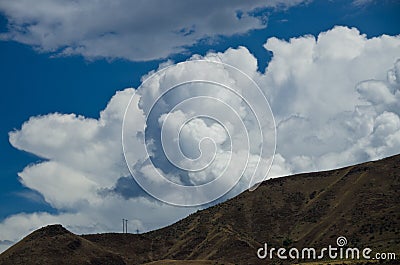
1,26 -> 400,253
0,0 -> 307,61
259,26 -> 400,171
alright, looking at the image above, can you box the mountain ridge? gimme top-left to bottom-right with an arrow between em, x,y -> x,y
1,154 -> 399,264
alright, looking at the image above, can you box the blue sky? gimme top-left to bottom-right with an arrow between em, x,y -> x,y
0,0 -> 399,250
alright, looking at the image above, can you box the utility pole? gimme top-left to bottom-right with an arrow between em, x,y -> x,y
122,218 -> 128,233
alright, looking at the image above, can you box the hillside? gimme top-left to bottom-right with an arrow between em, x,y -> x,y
0,224 -> 125,265
1,154 -> 399,264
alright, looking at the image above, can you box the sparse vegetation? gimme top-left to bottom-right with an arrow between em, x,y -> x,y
1,154 -> 399,265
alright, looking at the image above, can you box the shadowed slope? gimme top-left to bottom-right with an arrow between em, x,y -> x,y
84,154 -> 400,264
0,225 -> 126,265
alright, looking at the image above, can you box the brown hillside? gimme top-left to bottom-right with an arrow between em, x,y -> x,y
1,154 -> 399,264
0,224 -> 125,265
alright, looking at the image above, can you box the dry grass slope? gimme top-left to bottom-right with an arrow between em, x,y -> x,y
1,154 -> 399,264
0,224 -> 125,265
